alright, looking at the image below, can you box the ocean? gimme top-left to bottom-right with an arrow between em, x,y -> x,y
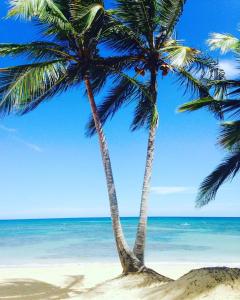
0,217 -> 239,266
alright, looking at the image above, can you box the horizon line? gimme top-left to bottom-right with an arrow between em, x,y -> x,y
0,215 -> 240,222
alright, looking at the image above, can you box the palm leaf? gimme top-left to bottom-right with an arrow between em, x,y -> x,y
178,97 -> 224,119
131,84 -> 158,131
0,42 -> 74,61
89,55 -> 139,94
86,74 -> 150,136
219,121 -> 240,149
164,45 -> 200,67
196,150 -> 240,207
219,100 -> 240,118
180,98 -> 240,119
115,0 -> 157,44
70,2 -> 104,33
101,13 -> 146,54
0,60 -> 68,115
192,56 -> 225,80
8,0 -> 76,36
208,33 -> 240,54
175,68 -> 209,97
159,0 -> 186,38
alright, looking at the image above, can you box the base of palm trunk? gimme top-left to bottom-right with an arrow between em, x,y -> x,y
124,266 -> 172,282
120,250 -> 144,274
121,254 -> 172,282
140,267 -> 173,282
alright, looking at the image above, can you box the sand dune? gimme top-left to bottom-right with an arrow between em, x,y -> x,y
0,263 -> 239,299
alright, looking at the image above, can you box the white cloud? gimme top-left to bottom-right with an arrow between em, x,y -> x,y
0,124 -> 17,133
23,142 -> 43,153
219,60 -> 239,79
151,186 -> 196,195
0,125 -> 43,153
13,137 -> 43,153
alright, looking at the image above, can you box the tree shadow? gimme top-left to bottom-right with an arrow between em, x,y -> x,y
0,275 -> 84,300
78,267 -> 240,300
80,273 -> 169,299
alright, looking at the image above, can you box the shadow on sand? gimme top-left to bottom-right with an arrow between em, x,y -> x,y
0,267 -> 240,300
0,275 -> 84,300
80,267 -> 240,300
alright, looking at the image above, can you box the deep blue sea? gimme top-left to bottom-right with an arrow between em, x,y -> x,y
0,217 -> 239,265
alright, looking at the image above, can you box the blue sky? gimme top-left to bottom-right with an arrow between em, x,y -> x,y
0,0 -> 239,219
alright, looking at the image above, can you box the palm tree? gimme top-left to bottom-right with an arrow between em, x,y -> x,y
179,30 -> 240,207
87,0 -> 223,265
0,0 -> 145,273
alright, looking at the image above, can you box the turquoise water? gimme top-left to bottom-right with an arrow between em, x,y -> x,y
0,217 -> 240,265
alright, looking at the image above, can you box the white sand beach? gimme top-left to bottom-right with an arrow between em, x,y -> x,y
0,262 -> 240,299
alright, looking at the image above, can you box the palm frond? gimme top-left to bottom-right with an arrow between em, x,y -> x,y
229,87 -> 240,97
8,0 -> 76,36
115,0 -> 158,45
0,42 -> 74,61
101,13 -> 146,54
0,60 -> 69,115
70,2 -> 104,33
219,121 -> 240,149
131,84 -> 158,131
175,68 -> 209,97
86,74 -> 150,136
218,100 -> 240,118
186,56 -> 226,99
178,97 -> 223,119
89,55 -> 139,94
193,56 -> 225,80
164,45 -> 200,67
180,98 -> 240,119
226,79 -> 240,97
196,150 -> 240,207
159,0 -> 186,38
208,33 -> 240,53
178,97 -> 215,112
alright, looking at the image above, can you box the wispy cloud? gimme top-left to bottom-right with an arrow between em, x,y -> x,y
0,124 -> 17,133
219,60 -> 239,79
13,137 -> 43,153
0,123 -> 43,153
151,186 -> 196,195
26,143 -> 43,153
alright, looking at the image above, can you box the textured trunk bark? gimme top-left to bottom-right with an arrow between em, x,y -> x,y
133,69 -> 158,263
84,75 -> 142,273
133,125 -> 157,262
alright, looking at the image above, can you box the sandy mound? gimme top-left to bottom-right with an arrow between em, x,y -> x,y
80,267 -> 240,300
142,267 -> 240,300
79,272 -> 168,299
0,265 -> 239,299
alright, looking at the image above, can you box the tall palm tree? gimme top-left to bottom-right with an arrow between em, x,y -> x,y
179,30 -> 240,207
87,0 -> 223,265
0,0 -> 145,273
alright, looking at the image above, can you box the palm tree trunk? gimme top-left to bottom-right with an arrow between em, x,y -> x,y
133,125 -> 156,262
84,75 -> 142,273
133,69 -> 157,263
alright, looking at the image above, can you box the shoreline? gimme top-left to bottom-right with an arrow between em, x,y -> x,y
0,261 -> 239,267
0,260 -> 240,269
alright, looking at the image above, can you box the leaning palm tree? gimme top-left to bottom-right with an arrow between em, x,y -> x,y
87,0 -> 223,264
179,30 -> 240,207
0,0 -> 146,273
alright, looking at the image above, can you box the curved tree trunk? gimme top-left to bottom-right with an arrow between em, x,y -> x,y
133,124 -> 157,262
84,75 -> 143,274
133,69 -> 158,263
